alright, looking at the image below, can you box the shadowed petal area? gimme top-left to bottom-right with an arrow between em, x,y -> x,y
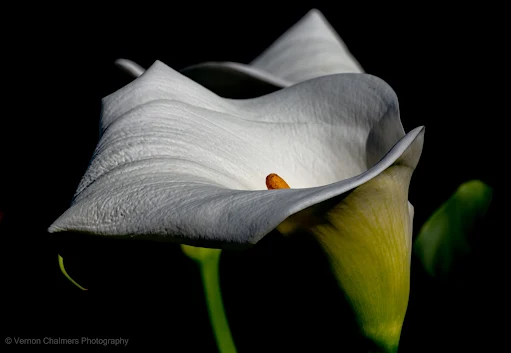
180,62 -> 287,98
117,9 -> 363,98
48,61 -> 423,248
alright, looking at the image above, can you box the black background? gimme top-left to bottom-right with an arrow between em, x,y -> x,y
2,4 -> 504,352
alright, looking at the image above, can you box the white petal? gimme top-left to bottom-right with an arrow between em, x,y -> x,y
250,9 -> 363,80
116,59 -> 287,98
99,61 -> 405,188
179,9 -> 363,96
115,10 -> 362,96
48,61 -> 423,247
114,11 -> 363,97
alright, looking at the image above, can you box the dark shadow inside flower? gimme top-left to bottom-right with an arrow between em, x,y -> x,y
181,64 -> 283,99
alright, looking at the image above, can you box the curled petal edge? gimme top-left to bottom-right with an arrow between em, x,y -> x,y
48,127 -> 424,248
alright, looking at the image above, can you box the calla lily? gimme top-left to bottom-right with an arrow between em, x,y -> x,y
48,59 -> 424,351
48,60 -> 422,247
414,180 -> 493,279
115,9 -> 363,98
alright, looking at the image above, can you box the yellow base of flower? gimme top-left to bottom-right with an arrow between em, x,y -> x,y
278,165 -> 414,352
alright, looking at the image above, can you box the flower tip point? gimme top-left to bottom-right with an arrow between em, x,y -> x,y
308,8 -> 322,16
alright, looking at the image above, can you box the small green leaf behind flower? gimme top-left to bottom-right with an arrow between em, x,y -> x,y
413,180 -> 493,279
58,254 -> 88,291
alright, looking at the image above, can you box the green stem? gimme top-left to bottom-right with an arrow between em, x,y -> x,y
199,251 -> 237,353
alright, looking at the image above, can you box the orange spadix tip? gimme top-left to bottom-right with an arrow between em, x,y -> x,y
266,173 -> 290,190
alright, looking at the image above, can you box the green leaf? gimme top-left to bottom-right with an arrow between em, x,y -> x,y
414,180 -> 493,278
58,254 -> 88,291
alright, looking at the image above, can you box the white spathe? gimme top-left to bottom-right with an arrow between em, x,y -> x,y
116,9 -> 363,90
48,60 -> 424,247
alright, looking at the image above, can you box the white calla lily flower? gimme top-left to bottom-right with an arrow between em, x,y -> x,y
49,59 -> 423,248
50,11 -> 424,350
115,9 -> 363,97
